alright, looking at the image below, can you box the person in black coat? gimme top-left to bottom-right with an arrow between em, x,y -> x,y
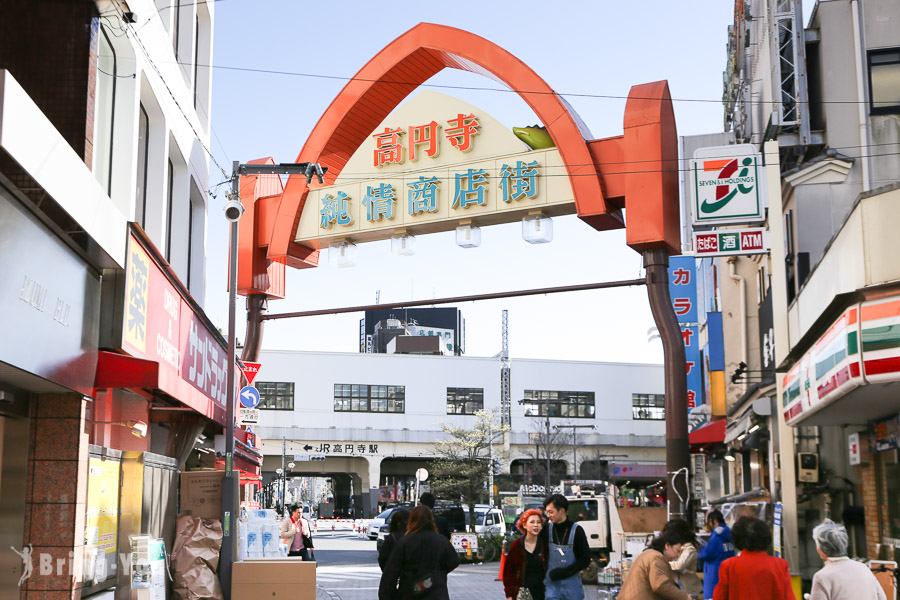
419,492 -> 451,539
379,508 -> 411,571
379,505 -> 460,600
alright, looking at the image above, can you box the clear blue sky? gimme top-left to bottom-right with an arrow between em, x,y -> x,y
205,1 -> 736,364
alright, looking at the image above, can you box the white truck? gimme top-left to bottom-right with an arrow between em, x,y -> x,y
565,489 -> 668,583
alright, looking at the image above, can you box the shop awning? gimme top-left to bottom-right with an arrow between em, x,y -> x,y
94,351 -> 226,426
689,419 -> 726,446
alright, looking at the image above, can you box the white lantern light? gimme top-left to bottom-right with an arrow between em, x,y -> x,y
522,211 -> 553,244
328,240 -> 358,268
391,231 -> 416,256
455,221 -> 482,248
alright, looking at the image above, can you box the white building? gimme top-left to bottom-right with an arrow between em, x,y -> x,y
251,349 -> 667,517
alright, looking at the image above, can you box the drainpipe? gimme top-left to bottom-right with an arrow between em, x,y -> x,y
241,294 -> 267,363
728,258 -> 748,393
851,0 -> 871,192
643,248 -> 690,519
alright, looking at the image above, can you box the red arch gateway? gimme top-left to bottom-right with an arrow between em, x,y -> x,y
267,22 -> 622,267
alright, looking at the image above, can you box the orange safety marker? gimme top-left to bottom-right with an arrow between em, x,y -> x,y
495,539 -> 508,581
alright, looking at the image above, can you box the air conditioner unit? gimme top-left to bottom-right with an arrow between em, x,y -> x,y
798,452 -> 819,483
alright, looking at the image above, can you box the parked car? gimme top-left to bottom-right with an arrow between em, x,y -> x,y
369,505 -> 412,540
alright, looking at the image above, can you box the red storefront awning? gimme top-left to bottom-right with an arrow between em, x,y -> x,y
94,350 -> 226,426
689,419 -> 726,446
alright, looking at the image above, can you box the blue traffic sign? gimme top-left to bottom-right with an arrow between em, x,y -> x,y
239,385 -> 260,408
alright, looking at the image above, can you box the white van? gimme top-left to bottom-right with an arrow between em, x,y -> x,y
472,507 -> 506,535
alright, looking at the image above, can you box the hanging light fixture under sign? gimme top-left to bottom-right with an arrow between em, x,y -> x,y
455,220 -> 482,248
522,211 -> 553,244
328,240 -> 358,268
391,231 -> 416,256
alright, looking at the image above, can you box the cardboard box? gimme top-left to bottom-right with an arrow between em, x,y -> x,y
180,471 -> 238,519
232,583 -> 315,599
233,559 -> 316,584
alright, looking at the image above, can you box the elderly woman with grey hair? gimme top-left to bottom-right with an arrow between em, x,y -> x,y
809,519 -> 886,600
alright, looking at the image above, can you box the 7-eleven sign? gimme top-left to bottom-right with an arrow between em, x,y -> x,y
241,362 -> 262,386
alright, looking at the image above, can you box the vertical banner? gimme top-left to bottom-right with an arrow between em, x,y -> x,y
691,454 -> 707,502
773,502 -> 783,557
669,255 -> 704,410
669,255 -> 698,324
683,326 -> 702,409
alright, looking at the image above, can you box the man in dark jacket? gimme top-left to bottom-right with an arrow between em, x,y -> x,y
419,492 -> 451,539
543,494 -> 590,600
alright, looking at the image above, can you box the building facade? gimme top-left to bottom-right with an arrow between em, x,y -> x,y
710,0 -> 900,586
0,1 -> 227,598
252,350 -> 668,517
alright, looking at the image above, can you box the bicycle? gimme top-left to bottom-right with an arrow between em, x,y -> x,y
476,526 -> 508,562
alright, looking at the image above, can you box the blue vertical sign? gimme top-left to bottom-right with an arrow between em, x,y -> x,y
668,255 -> 703,409
668,255 -> 698,324
683,326 -> 702,409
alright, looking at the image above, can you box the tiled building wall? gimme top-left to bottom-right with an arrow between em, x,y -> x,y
0,0 -> 97,167
22,393 -> 89,600
854,431 -> 892,559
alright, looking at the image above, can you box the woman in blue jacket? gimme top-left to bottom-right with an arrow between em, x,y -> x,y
698,510 -> 735,599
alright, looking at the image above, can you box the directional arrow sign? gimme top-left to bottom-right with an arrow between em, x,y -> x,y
303,444 -> 313,451
241,362 -> 262,386
239,385 -> 260,408
239,408 -> 259,425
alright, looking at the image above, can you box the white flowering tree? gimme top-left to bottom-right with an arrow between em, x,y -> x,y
429,410 -> 510,532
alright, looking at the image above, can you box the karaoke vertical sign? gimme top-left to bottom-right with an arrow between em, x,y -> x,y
669,255 -> 702,409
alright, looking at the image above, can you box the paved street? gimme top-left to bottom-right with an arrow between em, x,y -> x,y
310,526 -> 599,600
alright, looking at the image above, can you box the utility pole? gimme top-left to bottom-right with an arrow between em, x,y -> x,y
545,395 -> 551,492
220,161 -> 325,600
500,310 -> 511,427
281,437 -> 287,515
554,424 -> 596,482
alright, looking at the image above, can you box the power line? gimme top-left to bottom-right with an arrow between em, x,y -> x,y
181,61 -> 883,107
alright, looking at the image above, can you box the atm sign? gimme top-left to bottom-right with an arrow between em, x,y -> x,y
693,227 -> 768,257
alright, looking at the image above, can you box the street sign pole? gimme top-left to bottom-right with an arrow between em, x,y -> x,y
220,162 -> 241,600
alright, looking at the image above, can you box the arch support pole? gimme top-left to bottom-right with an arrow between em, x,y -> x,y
644,248 -> 690,518
242,294 -> 267,363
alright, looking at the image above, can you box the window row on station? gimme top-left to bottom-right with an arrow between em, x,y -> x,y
256,381 -> 666,420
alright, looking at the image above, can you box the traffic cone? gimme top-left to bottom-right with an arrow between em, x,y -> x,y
495,539 -> 508,581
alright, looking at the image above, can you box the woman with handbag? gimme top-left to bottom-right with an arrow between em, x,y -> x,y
503,508 -> 548,600
280,503 -> 314,561
379,505 -> 460,600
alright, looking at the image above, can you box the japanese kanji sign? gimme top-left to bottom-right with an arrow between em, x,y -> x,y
683,325 -> 703,409
667,255 -> 703,409
693,227 -> 768,257
121,231 -> 228,423
668,255 -> 698,325
295,91 -> 575,249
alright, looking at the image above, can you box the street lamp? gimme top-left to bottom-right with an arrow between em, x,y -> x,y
221,161 -> 325,600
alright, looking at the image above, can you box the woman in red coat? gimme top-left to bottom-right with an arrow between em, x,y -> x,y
503,509 -> 548,600
714,516 -> 793,600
